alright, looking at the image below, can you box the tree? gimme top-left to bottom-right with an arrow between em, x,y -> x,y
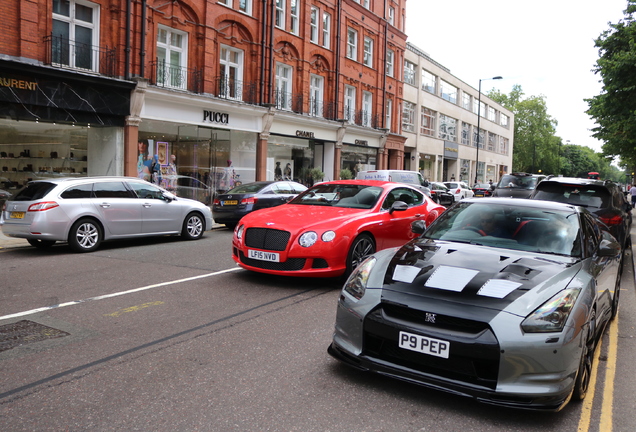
488,85 -> 559,174
586,0 -> 636,167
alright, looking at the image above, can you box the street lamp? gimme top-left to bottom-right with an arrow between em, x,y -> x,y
475,76 -> 503,184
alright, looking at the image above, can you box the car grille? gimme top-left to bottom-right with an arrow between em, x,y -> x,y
239,251 -> 305,271
244,228 -> 290,251
362,302 -> 500,390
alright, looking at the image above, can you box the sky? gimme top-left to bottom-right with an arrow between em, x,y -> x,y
405,0 -> 628,154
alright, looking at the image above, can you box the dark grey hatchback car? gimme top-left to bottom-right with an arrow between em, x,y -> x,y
529,176 -> 632,249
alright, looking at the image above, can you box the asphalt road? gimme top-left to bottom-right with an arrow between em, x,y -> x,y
0,226 -> 635,431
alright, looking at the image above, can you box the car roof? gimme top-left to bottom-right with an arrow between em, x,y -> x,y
27,176 -> 144,184
539,176 -> 612,187
463,196 -> 583,212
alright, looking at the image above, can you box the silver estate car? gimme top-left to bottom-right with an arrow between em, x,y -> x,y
0,177 -> 213,252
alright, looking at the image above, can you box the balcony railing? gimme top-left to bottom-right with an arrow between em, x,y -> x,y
44,34 -> 116,77
213,76 -> 258,104
152,60 -> 203,93
272,90 -> 339,121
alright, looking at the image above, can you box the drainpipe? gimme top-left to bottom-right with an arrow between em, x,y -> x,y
268,0 -> 275,104
334,0 -> 342,117
260,0 -> 268,103
125,0 -> 131,79
140,0 -> 147,77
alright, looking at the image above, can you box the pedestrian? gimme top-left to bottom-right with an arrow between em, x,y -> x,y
275,161 -> 282,180
151,154 -> 162,185
630,183 -> 636,207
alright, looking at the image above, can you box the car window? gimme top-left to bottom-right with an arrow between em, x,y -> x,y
228,183 -> 267,194
12,182 -> 56,201
127,182 -> 165,200
534,183 -> 610,208
93,181 -> 135,198
61,183 -> 94,199
382,188 -> 423,209
291,184 -> 382,209
290,183 -> 307,194
273,183 -> 292,194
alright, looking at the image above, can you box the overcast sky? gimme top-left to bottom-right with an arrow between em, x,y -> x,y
405,0 -> 628,154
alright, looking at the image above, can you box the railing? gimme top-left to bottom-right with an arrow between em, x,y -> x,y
152,60 -> 203,93
213,76 -> 258,104
44,35 -> 116,77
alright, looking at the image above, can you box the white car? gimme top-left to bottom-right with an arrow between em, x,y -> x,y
443,181 -> 474,201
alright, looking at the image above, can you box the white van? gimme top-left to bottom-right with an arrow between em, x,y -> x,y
356,170 -> 436,202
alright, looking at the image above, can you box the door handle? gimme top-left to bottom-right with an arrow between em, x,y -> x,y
100,203 -> 111,208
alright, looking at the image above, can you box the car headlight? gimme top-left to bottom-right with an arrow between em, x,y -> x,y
322,230 -> 336,242
236,224 -> 244,240
299,231 -> 318,247
521,288 -> 581,333
343,256 -> 377,300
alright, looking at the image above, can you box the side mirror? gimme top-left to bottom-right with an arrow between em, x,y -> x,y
389,201 -> 408,214
162,191 -> 176,202
411,219 -> 427,235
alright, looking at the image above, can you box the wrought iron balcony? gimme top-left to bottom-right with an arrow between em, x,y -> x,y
44,34 -> 116,77
214,76 -> 258,104
152,60 -> 203,93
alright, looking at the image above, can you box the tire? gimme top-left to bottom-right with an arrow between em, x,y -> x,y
572,339 -> 592,401
345,234 -> 375,276
68,218 -> 102,253
225,223 -> 237,230
182,212 -> 205,240
28,239 -> 56,249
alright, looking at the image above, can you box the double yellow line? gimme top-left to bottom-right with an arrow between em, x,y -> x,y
577,313 -> 619,431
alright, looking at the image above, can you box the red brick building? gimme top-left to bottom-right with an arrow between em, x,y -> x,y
1,0 -> 407,195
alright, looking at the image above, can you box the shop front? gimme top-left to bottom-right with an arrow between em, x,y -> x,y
0,60 -> 133,191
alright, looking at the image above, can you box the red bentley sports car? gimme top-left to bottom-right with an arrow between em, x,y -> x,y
232,180 -> 446,278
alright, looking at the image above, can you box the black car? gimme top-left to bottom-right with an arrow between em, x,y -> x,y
472,183 -> 494,197
212,181 -> 307,228
529,176 -> 632,249
491,172 -> 546,199
429,182 -> 455,206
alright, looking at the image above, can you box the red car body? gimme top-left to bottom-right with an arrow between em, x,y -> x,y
232,180 -> 446,278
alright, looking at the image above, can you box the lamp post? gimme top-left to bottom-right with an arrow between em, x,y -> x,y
475,76 -> 502,184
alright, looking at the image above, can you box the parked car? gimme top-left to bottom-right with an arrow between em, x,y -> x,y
530,176 -> 632,249
232,180 -> 446,278
429,182 -> 455,206
356,170 -> 438,203
0,188 -> 11,212
491,172 -> 546,199
472,182 -> 494,197
443,181 -> 474,201
329,197 -> 622,411
212,181 -> 307,229
0,177 -> 212,252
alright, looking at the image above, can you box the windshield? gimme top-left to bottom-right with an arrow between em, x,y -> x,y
497,174 -> 539,190
423,202 -> 581,257
289,184 -> 383,209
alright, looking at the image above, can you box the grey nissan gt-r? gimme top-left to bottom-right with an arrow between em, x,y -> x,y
328,197 -> 622,411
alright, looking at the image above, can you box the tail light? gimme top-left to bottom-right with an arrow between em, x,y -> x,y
213,198 -> 220,205
27,202 -> 59,212
241,197 -> 257,205
600,214 -> 623,226
455,188 -> 461,194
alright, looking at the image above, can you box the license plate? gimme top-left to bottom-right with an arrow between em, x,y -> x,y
399,331 -> 450,359
223,200 -> 238,206
248,249 -> 280,262
9,211 -> 25,219
475,193 -> 484,197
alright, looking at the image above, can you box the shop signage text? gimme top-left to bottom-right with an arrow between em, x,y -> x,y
203,110 -> 229,124
296,130 -> 315,138
354,140 -> 368,146
0,76 -> 38,91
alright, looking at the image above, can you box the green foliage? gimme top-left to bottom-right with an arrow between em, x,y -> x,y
586,0 -> 636,167
309,167 -> 325,182
339,168 -> 353,180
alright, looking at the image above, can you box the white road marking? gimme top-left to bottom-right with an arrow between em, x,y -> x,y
0,267 -> 241,321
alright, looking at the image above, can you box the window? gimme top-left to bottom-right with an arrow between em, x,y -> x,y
347,28 -> 358,60
421,108 -> 436,136
388,7 -> 395,25
218,0 -> 229,4
473,98 -> 480,115
439,115 -> 457,142
362,91 -> 373,127
239,0 -> 252,15
500,137 -> 509,154
404,61 -> 416,86
275,0 -> 284,29
386,49 -> 394,77
354,0 -> 370,8
461,122 -> 471,145
462,93 -> 471,110
344,85 -> 356,123
488,132 -> 496,151
402,102 -> 416,133
473,128 -> 485,148
363,37 -> 373,67
422,70 -> 436,93
290,0 -> 299,34
386,99 -> 393,131
440,80 -> 457,104
219,45 -> 243,100
322,11 -> 331,48
157,26 -> 188,90
310,74 -> 324,117
310,7 -> 318,43
488,106 -> 496,122
500,113 -> 509,128
52,0 -> 100,71
275,63 -> 293,110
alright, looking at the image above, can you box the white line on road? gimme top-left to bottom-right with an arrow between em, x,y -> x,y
0,267 -> 242,322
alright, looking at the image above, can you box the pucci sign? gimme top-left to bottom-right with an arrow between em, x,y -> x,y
203,110 -> 229,124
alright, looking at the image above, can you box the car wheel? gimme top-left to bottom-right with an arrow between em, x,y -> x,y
27,239 -> 56,249
346,234 -> 375,276
182,212 -> 205,240
572,337 -> 592,401
68,218 -> 102,253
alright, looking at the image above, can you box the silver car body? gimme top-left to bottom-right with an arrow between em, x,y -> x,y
0,177 -> 212,250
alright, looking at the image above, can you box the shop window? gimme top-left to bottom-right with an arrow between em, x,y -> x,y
52,0 -> 100,71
